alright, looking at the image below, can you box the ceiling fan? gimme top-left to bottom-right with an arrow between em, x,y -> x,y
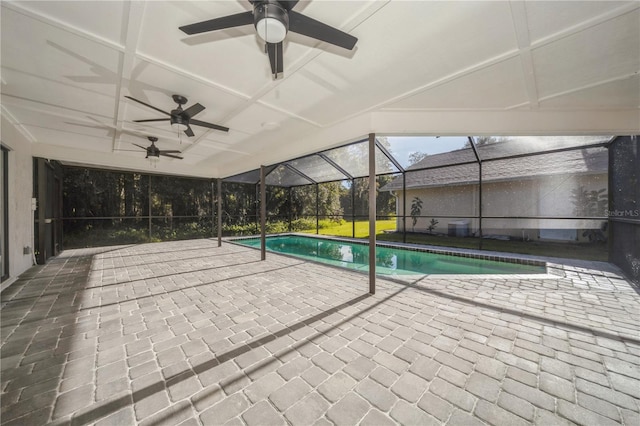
130,136 -> 183,161
179,0 -> 358,78
125,94 -> 229,137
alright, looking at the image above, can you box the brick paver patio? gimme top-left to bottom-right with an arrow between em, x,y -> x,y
1,239 -> 639,425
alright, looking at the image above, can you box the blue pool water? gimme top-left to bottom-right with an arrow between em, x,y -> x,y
234,235 -> 545,275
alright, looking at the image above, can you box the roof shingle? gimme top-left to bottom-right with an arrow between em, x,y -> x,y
382,139 -> 608,191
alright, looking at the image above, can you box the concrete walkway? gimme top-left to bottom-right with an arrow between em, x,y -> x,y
1,239 -> 639,425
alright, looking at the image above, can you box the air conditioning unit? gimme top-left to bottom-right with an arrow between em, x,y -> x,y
448,220 -> 470,237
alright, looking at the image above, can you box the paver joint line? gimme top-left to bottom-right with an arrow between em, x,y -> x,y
1,239 -> 638,426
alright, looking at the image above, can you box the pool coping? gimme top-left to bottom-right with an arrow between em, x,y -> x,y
226,233 -> 553,277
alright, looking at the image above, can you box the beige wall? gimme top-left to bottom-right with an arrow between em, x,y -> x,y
399,185 -> 478,234
395,173 -> 608,241
1,115 -> 34,284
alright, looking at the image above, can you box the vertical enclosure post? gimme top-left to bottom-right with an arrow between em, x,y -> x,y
478,162 -> 483,250
607,138 -> 615,258
217,179 -> 222,247
211,180 -> 215,238
255,185 -> 260,234
468,137 -> 483,250
288,187 -> 292,232
351,178 -> 355,238
36,159 -> 46,264
148,175 -> 152,242
368,133 -> 376,294
316,184 -> 319,234
402,173 -> 407,243
260,166 -> 266,260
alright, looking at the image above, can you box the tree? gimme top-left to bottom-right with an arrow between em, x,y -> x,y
463,136 -> 503,148
427,218 -> 439,234
222,182 -> 256,225
290,182 -> 345,220
63,168 -> 148,219
408,151 -> 428,166
345,176 -> 396,218
570,186 -> 608,243
571,187 -> 607,216
410,196 -> 423,232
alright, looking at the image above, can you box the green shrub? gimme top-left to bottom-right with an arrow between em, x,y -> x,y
318,218 -> 345,229
291,218 -> 316,231
223,223 -> 258,236
221,218 -> 322,235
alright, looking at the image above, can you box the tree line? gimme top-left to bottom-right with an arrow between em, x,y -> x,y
62,167 -> 397,223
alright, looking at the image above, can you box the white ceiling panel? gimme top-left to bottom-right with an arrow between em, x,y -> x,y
187,139 -> 250,157
1,1 -> 638,178
8,1 -> 126,45
540,75 -> 640,109
27,125 -> 114,152
2,67 -> 118,118
260,1 -> 520,125
225,102 -> 317,136
383,57 -> 529,110
532,9 -> 640,98
2,104 -> 115,145
525,1 -> 635,43
1,7 -> 122,97
207,113 -> 324,174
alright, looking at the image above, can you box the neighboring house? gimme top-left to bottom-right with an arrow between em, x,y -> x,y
381,138 -> 609,242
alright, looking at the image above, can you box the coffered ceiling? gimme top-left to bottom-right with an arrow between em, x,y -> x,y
1,1 -> 638,178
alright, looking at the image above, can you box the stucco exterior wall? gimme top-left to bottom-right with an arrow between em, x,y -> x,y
1,115 -> 34,283
395,173 -> 607,241
398,184 -> 478,234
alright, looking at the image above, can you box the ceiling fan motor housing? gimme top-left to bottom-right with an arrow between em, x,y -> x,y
170,113 -> 188,129
146,146 -> 160,158
254,1 -> 289,43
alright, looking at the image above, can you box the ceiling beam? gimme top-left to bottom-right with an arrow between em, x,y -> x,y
113,1 -> 147,152
509,0 -> 539,109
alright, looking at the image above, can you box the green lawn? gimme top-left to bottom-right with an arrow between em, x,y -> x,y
379,232 -> 607,261
301,219 -> 397,238
303,220 -> 607,261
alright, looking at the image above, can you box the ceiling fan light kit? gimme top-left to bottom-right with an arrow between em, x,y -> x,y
148,155 -> 160,167
171,117 -> 189,132
255,2 -> 288,43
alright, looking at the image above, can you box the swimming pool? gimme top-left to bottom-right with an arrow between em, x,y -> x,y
233,235 -> 546,275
